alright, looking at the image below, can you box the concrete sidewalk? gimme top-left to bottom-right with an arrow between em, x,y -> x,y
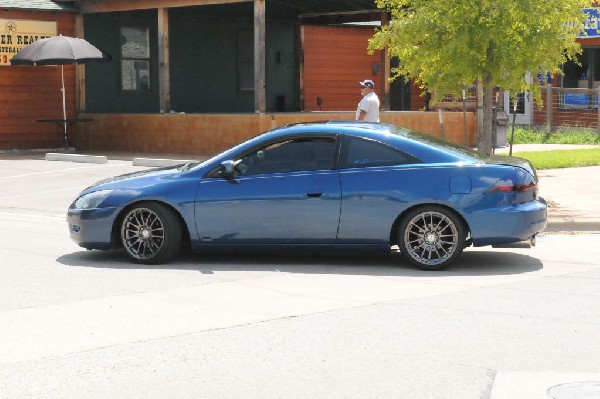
496,144 -> 600,231
536,166 -> 600,231
495,143 -> 600,153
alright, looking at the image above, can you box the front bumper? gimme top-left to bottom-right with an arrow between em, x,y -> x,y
67,206 -> 122,250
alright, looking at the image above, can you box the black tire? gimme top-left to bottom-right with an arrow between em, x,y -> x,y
120,202 -> 182,264
398,206 -> 466,271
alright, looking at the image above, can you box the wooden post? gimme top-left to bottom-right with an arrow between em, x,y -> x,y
477,78 -> 484,150
597,88 -> 600,133
546,86 -> 552,133
438,109 -> 445,138
158,8 -> 170,113
462,90 -> 467,145
254,0 -> 266,113
297,21 -> 304,111
381,11 -> 390,111
75,14 -> 85,112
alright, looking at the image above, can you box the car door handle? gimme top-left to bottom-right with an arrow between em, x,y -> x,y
306,192 -> 324,198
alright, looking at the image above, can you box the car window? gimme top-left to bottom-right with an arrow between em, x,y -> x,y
235,137 -> 336,176
340,137 -> 421,169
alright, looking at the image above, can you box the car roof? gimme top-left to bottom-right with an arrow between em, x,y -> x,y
272,120 -> 392,134
266,121 -> 483,164
197,121 -> 484,170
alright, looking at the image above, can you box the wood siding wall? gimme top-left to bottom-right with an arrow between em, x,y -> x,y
302,25 -> 426,112
0,10 -> 76,150
76,112 -> 477,155
302,25 -> 382,112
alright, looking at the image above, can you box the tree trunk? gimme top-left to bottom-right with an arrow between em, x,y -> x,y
479,78 -> 495,155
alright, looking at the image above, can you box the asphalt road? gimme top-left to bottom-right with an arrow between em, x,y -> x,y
0,157 -> 599,399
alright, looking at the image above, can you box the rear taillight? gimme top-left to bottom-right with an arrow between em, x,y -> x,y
486,181 -> 536,193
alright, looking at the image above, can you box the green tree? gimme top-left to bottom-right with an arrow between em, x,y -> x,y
369,0 -> 592,154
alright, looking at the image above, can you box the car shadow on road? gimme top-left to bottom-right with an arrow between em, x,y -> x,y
57,248 -> 543,277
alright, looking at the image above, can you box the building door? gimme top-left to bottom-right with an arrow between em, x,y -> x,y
390,58 -> 411,111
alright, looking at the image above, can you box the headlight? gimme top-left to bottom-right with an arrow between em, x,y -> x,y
72,190 -> 113,209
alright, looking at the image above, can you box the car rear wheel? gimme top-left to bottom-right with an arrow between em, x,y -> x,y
398,206 -> 465,271
120,202 -> 182,264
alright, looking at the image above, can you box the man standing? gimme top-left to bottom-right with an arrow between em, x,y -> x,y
356,79 -> 380,122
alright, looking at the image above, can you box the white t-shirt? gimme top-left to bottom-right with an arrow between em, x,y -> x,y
356,92 -> 380,122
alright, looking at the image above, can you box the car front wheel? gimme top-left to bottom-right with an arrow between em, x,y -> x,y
120,202 -> 182,264
398,206 -> 466,271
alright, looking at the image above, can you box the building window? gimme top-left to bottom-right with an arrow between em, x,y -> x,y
562,48 -> 600,89
561,48 -> 600,108
120,26 -> 150,91
238,30 -> 254,91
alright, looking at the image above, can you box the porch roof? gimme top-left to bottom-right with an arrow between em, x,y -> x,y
79,0 -> 381,19
0,0 -> 75,11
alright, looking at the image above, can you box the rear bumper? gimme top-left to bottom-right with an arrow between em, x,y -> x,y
469,198 -> 547,247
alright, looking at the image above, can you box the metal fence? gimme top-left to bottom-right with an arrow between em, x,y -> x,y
532,87 -> 600,131
423,86 -> 600,132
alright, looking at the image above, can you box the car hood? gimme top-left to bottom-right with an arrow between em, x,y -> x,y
484,155 -> 538,180
88,164 -> 187,190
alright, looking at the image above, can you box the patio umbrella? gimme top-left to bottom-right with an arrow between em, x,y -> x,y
10,35 -> 111,140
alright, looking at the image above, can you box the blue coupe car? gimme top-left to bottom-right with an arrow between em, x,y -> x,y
67,122 -> 547,270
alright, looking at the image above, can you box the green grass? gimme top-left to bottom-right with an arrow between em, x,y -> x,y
512,127 -> 600,144
511,148 -> 600,169
497,127 -> 600,169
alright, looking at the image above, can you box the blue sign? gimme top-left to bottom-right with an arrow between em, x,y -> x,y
564,93 -> 598,106
537,72 -> 552,84
582,8 -> 600,38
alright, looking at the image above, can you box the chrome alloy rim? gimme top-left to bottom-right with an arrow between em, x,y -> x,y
404,211 -> 459,266
121,207 -> 165,259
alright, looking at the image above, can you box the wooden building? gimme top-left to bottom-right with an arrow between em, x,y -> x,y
2,0 -> 476,154
302,24 -> 425,113
530,7 -> 600,130
0,1 -> 77,149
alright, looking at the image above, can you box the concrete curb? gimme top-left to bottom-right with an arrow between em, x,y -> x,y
45,153 -> 107,164
545,220 -> 600,232
132,158 -> 196,167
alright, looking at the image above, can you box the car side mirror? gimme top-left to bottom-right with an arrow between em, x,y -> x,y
220,160 -> 236,178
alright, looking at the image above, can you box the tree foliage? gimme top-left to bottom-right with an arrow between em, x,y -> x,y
369,0 -> 593,154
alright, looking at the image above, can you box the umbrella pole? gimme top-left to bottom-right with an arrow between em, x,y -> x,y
61,65 -> 68,147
